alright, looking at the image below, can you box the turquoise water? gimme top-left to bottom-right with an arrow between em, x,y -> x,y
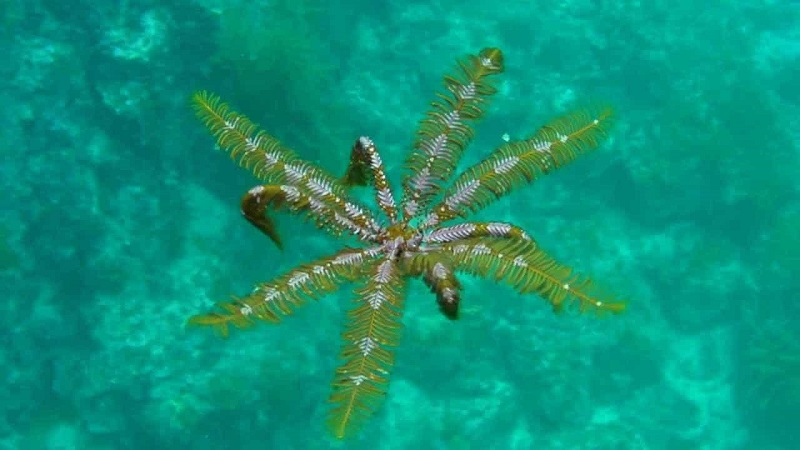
2,0 -> 799,448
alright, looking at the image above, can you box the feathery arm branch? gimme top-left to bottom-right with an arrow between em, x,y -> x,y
342,136 -> 399,224
404,252 -> 463,319
401,48 -> 504,219
241,183 -> 385,245
429,106 -> 613,224
328,258 -> 406,439
187,246 -> 383,336
423,221 -> 532,245
443,238 -> 625,314
192,91 -> 382,242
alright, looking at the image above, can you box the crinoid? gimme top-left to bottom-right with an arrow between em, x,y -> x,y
190,47 -> 625,439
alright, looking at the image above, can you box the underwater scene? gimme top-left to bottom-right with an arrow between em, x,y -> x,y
1,0 -> 798,449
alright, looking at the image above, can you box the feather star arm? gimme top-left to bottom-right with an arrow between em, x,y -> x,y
403,251 -> 463,319
442,238 -> 625,314
342,136 -> 400,224
401,48 -> 504,219
327,257 -> 407,439
192,91 -> 382,241
422,221 -> 532,245
187,246 -> 383,336
241,183 -> 385,245
428,106 -> 614,225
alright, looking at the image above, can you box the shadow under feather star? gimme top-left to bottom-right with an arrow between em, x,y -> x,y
189,47 -> 626,439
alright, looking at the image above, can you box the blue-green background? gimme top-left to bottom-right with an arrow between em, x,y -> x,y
2,0 -> 798,449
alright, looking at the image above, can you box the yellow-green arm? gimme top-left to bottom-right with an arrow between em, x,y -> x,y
188,246 -> 382,337
192,91 -> 382,241
401,48 -> 504,219
443,238 -> 625,314
430,106 -> 614,224
327,257 -> 407,439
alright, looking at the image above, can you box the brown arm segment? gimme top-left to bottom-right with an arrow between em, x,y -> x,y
404,252 -> 463,320
342,136 -> 399,224
193,91 -> 382,242
241,183 -> 385,247
422,259 -> 462,320
240,185 -> 292,249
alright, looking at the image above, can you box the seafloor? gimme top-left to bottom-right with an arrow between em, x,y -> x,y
1,1 -> 798,449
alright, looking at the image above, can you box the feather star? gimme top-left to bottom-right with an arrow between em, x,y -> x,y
189,47 -> 626,439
